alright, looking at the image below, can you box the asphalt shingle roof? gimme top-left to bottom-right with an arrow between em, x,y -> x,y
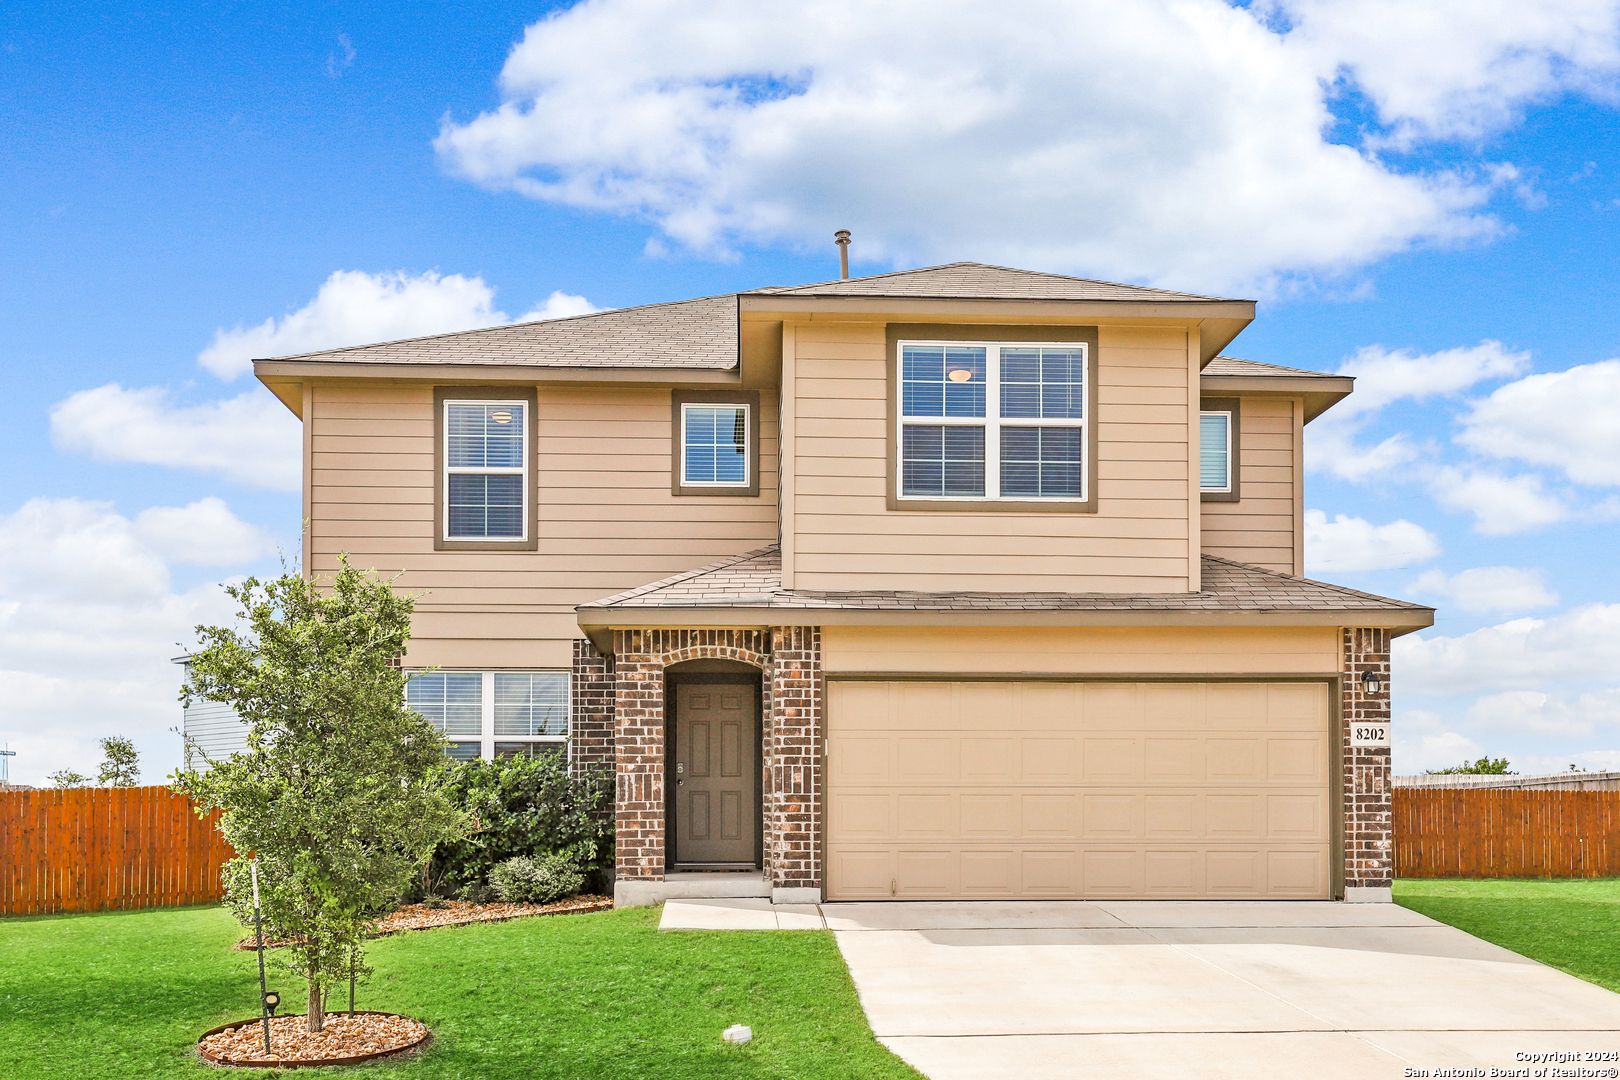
260,264 -> 1247,369
579,546 -> 1430,615
1204,356 -> 1341,379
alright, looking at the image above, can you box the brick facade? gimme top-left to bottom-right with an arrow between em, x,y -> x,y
767,626 -> 822,892
570,638 -> 615,775
1342,627 -> 1393,891
608,629 -> 775,882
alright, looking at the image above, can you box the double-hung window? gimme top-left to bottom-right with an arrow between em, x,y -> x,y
444,400 -> 528,541
898,341 -> 1088,502
1200,411 -> 1232,493
406,670 -> 570,761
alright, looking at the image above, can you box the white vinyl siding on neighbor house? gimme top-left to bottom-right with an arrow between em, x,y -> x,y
444,401 -> 528,540
1200,411 -> 1232,492
178,661 -> 249,766
898,341 -> 1088,502
406,670 -> 569,761
681,403 -> 750,487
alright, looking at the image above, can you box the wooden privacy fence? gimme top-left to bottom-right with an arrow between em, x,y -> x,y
0,785 -> 233,916
1396,788 -> 1620,878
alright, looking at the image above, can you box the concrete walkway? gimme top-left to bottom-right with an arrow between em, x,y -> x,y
661,898 -> 1620,1079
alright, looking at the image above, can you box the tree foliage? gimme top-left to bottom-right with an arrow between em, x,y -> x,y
173,556 -> 468,1032
1427,756 -> 1515,775
97,736 -> 140,787
47,769 -> 89,788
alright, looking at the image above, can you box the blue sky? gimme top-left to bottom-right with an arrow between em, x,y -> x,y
3,0 -> 1619,784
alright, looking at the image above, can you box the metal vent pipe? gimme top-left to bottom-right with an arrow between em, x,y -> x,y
834,230 -> 851,279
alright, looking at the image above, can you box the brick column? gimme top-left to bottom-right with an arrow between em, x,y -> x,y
570,638 -> 615,774
613,631 -> 665,885
1343,627 -> 1393,901
768,625 -> 823,903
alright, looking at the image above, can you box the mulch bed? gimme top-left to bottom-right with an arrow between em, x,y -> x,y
234,895 -> 613,950
197,1011 -> 429,1067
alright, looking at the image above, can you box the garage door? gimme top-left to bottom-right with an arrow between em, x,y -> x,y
826,680 -> 1331,900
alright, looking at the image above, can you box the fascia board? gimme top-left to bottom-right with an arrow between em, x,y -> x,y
253,360 -> 742,387
738,295 -> 1256,323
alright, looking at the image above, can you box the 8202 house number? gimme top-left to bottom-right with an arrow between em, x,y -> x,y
1351,723 -> 1390,747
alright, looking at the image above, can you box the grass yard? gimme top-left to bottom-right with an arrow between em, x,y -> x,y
0,903 -> 919,1080
1396,877 -> 1620,992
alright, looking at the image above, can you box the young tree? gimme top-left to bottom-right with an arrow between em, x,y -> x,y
47,769 -> 89,788
97,736 -> 140,787
1426,756 -> 1515,775
174,556 -> 468,1033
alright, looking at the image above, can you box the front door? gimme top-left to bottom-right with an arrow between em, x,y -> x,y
673,680 -> 758,867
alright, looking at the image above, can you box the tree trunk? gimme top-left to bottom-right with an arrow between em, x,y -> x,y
307,977 -> 324,1033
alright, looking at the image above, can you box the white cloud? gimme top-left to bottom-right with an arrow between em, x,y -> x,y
429,0 -> 1583,291
1268,0 -> 1620,146
1457,358 -> 1620,485
1305,340 -> 1529,481
1393,728 -> 1484,774
1396,603 -> 1620,697
1303,509 -> 1440,572
1427,466 -> 1569,535
1512,749 -> 1620,776
197,270 -> 599,380
50,385 -> 301,492
132,498 -> 278,567
1409,566 -> 1559,614
1465,688 -> 1620,738
0,498 -> 262,785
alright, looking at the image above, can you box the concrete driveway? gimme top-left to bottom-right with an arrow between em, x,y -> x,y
661,898 -> 1620,1079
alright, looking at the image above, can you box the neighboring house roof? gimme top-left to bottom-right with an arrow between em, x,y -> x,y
1203,356 -> 1338,379
576,546 -> 1433,651
746,262 -> 1235,303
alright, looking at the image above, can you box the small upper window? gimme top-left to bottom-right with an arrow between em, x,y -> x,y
682,403 -> 750,487
444,401 -> 527,540
1200,411 -> 1232,492
898,341 -> 1087,502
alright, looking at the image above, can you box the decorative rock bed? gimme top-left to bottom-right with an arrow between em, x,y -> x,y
233,894 -> 613,950
197,1011 -> 430,1068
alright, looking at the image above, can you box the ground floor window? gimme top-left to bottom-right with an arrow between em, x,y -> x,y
406,670 -> 569,760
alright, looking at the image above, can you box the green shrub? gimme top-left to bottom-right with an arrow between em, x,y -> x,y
488,852 -> 587,904
419,752 -> 613,899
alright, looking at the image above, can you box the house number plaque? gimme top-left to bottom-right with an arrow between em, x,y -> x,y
1350,723 -> 1390,747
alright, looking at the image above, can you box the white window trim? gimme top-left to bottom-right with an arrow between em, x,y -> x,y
408,669 -> 570,761
1200,410 -> 1233,494
680,401 -> 752,488
443,398 -> 530,543
896,339 -> 1089,502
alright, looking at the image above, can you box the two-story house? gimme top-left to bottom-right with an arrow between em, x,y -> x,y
253,262 -> 1431,908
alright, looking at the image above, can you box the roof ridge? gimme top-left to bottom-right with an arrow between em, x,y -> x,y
747,261 -> 1231,301
259,293 -> 737,363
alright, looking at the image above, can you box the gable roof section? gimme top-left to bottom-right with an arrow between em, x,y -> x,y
259,293 -> 739,370
745,262 -> 1235,303
576,546 -> 1433,650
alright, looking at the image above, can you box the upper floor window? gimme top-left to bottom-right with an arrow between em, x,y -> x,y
681,403 -> 750,487
406,669 -> 569,761
898,341 -> 1088,501
1200,411 -> 1231,492
444,400 -> 527,540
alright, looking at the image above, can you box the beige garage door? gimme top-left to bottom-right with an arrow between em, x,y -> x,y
826,680 -> 1331,901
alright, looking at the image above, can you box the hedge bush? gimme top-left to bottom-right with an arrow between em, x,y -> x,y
488,852 -> 588,905
418,751 -> 613,900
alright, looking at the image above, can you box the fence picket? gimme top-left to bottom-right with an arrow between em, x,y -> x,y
0,786 -> 231,916
1395,788 -> 1620,878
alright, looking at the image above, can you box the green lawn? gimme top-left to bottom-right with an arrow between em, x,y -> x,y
0,903 -> 919,1080
1396,877 -> 1620,992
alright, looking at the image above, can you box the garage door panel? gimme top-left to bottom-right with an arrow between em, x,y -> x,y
826,680 -> 1331,901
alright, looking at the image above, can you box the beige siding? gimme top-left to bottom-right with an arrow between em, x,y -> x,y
1201,396 -> 1299,574
822,625 -> 1341,675
790,324 -> 1194,592
307,382 -> 780,668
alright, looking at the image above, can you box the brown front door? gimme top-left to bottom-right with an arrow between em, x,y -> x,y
673,680 -> 758,867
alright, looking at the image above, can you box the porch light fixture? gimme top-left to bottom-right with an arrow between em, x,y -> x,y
1361,669 -> 1382,696
947,368 -> 975,382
